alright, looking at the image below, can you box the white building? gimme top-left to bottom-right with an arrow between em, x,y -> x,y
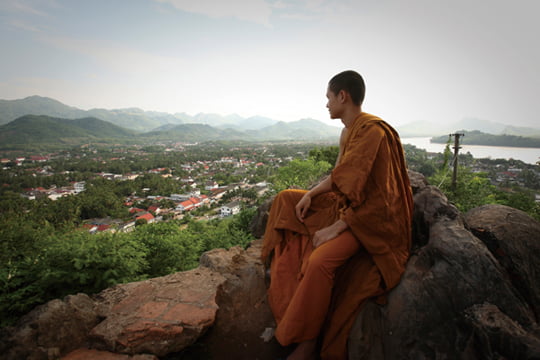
220,201 -> 241,217
74,181 -> 86,193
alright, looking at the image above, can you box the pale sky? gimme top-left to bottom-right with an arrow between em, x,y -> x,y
0,0 -> 539,128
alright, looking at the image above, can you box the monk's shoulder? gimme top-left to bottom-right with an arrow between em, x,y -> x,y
353,119 -> 386,139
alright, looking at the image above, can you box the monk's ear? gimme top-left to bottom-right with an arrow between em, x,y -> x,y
338,90 -> 348,103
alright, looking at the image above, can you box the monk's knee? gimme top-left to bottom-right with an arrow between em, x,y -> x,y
275,189 -> 307,204
304,252 -> 335,281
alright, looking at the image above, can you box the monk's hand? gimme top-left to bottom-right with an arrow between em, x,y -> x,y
312,220 -> 348,248
295,193 -> 312,223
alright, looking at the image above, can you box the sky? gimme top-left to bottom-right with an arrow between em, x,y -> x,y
0,0 -> 539,128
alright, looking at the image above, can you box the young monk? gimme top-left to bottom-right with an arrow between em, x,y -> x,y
261,70 -> 413,360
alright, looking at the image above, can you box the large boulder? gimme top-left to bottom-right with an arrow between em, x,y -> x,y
0,293 -> 99,360
0,241 -> 282,360
347,171 -> 540,359
465,204 -> 540,320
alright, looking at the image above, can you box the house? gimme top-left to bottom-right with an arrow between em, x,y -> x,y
220,201 -> 241,217
73,181 -> 86,193
176,199 -> 195,212
136,212 -> 155,224
205,180 -> 219,191
199,194 -> 210,205
148,205 -> 161,214
30,155 -> 49,162
189,197 -> 201,208
170,193 -> 189,202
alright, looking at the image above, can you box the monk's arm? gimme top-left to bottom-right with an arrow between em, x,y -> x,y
312,218 -> 348,248
297,127 -> 348,223
295,175 -> 333,222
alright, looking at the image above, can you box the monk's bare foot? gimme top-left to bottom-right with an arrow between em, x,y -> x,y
287,339 -> 317,360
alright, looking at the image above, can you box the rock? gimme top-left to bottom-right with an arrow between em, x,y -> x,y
465,204 -> 540,320
61,348 -> 158,360
464,303 -> 540,359
347,172 -> 540,359
249,196 -> 273,238
0,293 -> 99,360
173,240 -> 288,360
88,267 -> 225,357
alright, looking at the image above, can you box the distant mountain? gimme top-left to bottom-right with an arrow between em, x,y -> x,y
254,118 -> 341,140
0,114 -> 340,148
0,115 -> 136,147
0,96 -> 287,132
143,123 -> 248,141
0,96 -> 86,124
501,125 -> 540,137
237,116 -> 277,130
431,130 -> 540,148
397,117 -> 540,138
142,118 -> 340,142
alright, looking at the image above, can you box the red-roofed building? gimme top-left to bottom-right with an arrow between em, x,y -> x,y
176,199 -> 194,212
136,212 -> 155,223
97,224 -> 111,232
148,205 -> 161,214
199,194 -> 210,205
29,155 -> 49,162
129,207 -> 145,214
189,197 -> 201,207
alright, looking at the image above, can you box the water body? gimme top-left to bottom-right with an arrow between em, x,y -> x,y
402,137 -> 540,165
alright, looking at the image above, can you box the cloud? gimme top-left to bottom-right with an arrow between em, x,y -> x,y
0,0 -> 57,17
153,0 -> 273,26
41,35 -> 188,75
7,19 -> 43,32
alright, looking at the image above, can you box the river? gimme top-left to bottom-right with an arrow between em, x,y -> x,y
401,137 -> 540,165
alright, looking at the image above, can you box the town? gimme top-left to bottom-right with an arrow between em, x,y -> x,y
1,140 -> 539,235
0,141 -> 319,233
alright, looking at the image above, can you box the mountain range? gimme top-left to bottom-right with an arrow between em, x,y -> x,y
0,116 -> 342,150
1,96 -> 539,143
397,117 -> 540,138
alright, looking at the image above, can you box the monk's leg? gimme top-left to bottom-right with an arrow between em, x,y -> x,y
275,230 -> 360,347
267,230 -> 310,323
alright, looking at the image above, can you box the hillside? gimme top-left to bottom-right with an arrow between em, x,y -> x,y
142,123 -> 249,141
431,130 -> 540,148
0,114 -> 340,149
397,117 -> 540,138
0,96 -> 263,132
252,118 -> 341,140
0,115 -> 136,147
0,96 -> 86,124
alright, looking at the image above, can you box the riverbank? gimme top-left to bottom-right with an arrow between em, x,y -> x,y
402,137 -> 539,165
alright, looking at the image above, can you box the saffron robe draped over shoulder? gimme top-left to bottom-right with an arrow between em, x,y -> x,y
261,112 -> 413,359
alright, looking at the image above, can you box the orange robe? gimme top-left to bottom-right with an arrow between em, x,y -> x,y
261,112 -> 413,359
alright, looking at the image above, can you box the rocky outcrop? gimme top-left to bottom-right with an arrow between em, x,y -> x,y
1,171 -> 539,359
0,243 -> 282,360
348,173 -> 540,359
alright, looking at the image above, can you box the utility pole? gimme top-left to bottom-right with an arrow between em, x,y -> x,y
450,133 -> 465,190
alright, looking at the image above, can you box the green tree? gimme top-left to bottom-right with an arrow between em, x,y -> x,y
430,166 -> 498,213
38,231 -> 147,298
309,146 -> 339,166
132,222 -> 203,276
272,158 -> 332,193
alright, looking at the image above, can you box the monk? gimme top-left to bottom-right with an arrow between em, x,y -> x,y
261,70 -> 413,360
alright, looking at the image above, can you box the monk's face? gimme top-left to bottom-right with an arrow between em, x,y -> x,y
326,87 -> 344,120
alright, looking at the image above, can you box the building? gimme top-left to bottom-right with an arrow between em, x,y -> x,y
220,201 -> 241,217
74,181 -> 86,193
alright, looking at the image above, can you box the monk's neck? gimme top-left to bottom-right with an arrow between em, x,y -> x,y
341,108 -> 363,128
